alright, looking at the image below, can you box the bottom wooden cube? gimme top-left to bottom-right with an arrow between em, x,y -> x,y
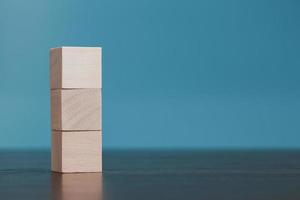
52,131 -> 102,173
52,173 -> 103,200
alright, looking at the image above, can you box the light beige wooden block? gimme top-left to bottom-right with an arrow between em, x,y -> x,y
52,131 -> 102,173
51,89 -> 101,131
52,173 -> 103,200
50,47 -> 102,89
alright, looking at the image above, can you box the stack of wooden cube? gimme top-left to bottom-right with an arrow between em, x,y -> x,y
50,47 -> 102,173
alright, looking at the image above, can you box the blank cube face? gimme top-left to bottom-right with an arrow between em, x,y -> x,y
52,131 -> 102,173
50,47 -> 101,89
51,89 -> 101,131
51,173 -> 103,200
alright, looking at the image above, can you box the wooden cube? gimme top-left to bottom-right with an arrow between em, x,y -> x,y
51,89 -> 101,131
50,47 -> 102,89
52,173 -> 103,200
52,131 -> 102,173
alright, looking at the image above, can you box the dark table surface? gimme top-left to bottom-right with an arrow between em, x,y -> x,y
1,150 -> 300,200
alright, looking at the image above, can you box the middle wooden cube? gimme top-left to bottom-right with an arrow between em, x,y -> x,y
51,89 -> 101,131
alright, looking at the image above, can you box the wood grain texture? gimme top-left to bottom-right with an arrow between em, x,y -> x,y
51,131 -> 102,173
51,89 -> 62,130
50,48 -> 62,89
52,173 -> 103,200
51,131 -> 62,172
51,89 -> 101,131
50,47 -> 101,89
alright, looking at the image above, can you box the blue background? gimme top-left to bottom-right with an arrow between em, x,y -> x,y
0,0 -> 299,149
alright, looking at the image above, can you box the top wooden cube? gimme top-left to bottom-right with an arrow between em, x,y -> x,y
50,47 -> 102,89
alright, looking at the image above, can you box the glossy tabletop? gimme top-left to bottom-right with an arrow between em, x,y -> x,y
1,150 -> 300,200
